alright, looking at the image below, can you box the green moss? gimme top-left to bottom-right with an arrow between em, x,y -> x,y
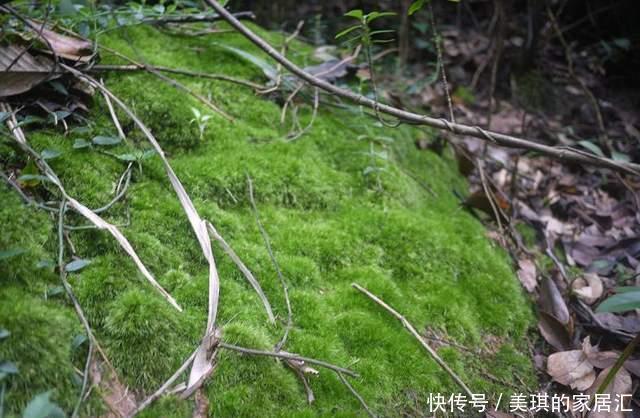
1,23 -> 534,417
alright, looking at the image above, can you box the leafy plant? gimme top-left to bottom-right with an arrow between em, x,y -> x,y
335,9 -> 396,48
596,287 -> 640,313
189,107 -> 212,141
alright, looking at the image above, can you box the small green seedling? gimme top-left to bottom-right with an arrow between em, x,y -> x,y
190,107 -> 212,141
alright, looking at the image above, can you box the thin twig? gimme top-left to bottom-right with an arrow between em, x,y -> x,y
141,11 -> 254,25
246,175 -> 292,352
57,200 -> 94,418
98,45 -> 233,122
286,87 -> 319,141
337,372 -> 377,418
90,64 -> 265,91
203,0 -> 640,175
128,349 -> 198,417
59,67 -> 221,393
3,100 -> 182,311
206,222 -> 276,324
100,78 -> 127,142
351,283 -> 474,398
218,342 -> 358,377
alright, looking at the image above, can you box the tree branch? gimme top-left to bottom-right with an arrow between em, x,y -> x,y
203,0 -> 640,176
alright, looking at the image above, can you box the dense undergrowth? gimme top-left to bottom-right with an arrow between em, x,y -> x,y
1,23 -> 535,417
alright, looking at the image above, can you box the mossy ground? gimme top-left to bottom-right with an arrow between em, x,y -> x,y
1,23 -> 534,417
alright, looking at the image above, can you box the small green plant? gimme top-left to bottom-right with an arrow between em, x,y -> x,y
357,128 -> 395,193
336,9 -> 398,126
189,107 -> 212,141
335,10 -> 396,48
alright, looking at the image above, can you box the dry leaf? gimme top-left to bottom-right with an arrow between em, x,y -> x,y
517,258 -> 537,292
90,356 -> 136,418
572,273 -> 604,304
27,21 -> 93,61
0,45 -> 56,97
539,277 -> 570,325
547,349 -> 596,391
538,311 -> 571,351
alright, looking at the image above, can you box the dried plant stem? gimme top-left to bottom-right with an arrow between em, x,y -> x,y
595,332 -> 640,396
206,222 -> 276,324
100,78 -> 127,141
218,343 -> 358,377
3,101 -> 181,311
128,349 -> 198,417
59,67 -> 221,393
246,175 -> 292,352
351,283 -> 474,398
203,0 -> 640,175
337,372 -> 377,418
91,64 -> 265,91
98,45 -> 233,121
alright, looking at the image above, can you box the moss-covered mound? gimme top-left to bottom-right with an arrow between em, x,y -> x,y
0,24 -> 534,417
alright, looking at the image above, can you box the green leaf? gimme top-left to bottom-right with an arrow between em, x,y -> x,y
65,259 -> 91,272
366,11 -> 396,23
116,153 -> 138,162
614,286 -> 640,294
41,149 -> 61,160
0,361 -> 18,377
335,25 -> 361,39
46,286 -> 65,298
344,9 -> 363,19
577,140 -> 605,157
408,0 -> 426,15
0,248 -> 26,260
596,291 -> 640,313
71,334 -> 88,351
73,139 -> 91,149
23,391 -> 65,418
611,150 -> 631,163
58,0 -> 77,15
18,174 -> 50,184
49,81 -> 69,96
212,43 -> 277,80
36,260 -> 55,269
92,136 -> 122,146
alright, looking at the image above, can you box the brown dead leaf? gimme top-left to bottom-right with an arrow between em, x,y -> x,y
27,21 -> 93,61
0,45 -> 56,97
547,349 -> 596,391
538,311 -> 571,351
572,273 -> 604,304
517,258 -> 537,292
539,277 -> 570,325
90,356 -> 136,418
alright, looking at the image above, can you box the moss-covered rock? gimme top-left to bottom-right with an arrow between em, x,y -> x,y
1,23 -> 534,417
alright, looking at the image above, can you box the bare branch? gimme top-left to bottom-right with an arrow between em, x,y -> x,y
352,283 -> 474,398
203,0 -> 640,176
218,342 -> 358,377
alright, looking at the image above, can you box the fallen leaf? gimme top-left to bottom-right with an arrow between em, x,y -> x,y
517,259 -> 537,292
539,277 -> 570,325
0,45 -> 56,97
27,21 -> 93,61
547,349 -> 596,391
572,273 -> 604,304
538,311 -> 571,351
90,356 -> 136,418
